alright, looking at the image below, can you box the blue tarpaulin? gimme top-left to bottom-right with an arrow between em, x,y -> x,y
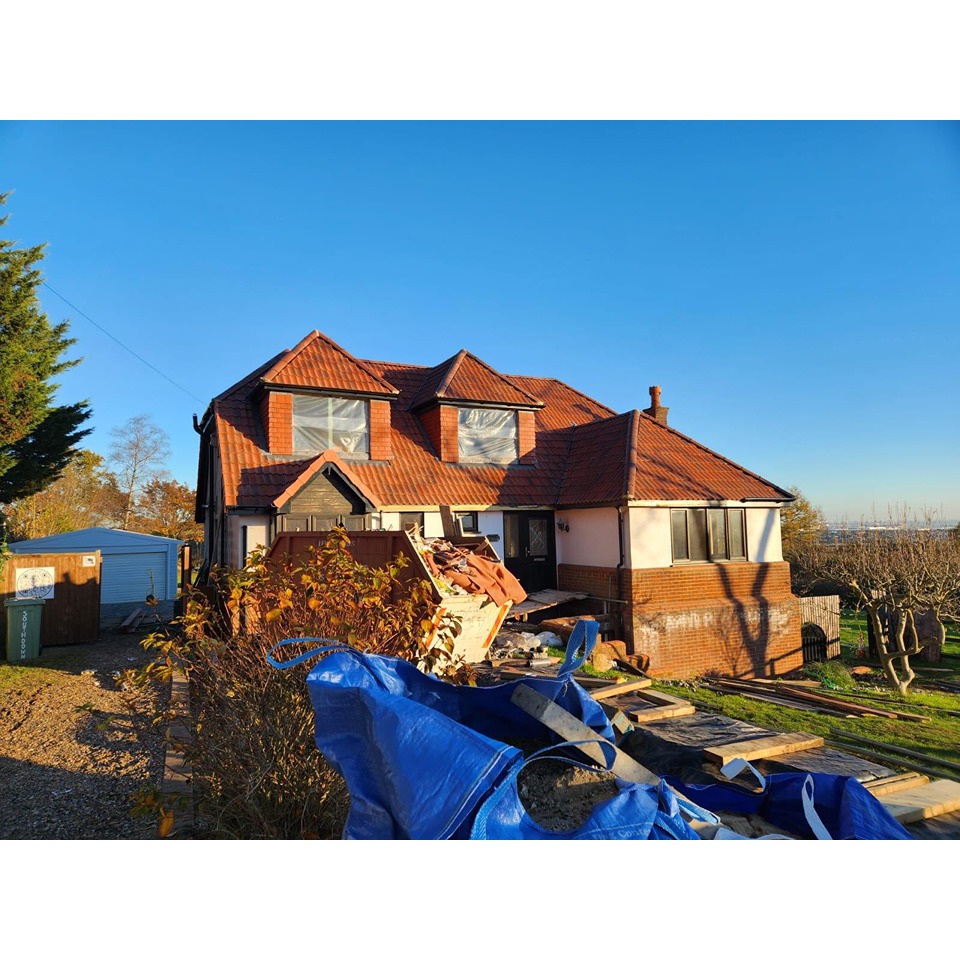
269,624 -> 912,840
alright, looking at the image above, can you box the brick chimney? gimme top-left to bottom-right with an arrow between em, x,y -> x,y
643,385 -> 669,426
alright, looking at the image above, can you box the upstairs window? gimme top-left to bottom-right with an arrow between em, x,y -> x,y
671,508 -> 746,563
458,408 -> 518,463
293,396 -> 369,458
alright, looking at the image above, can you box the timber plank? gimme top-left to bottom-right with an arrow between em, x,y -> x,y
863,773 -> 930,798
591,678 -> 654,699
877,780 -> 960,824
704,731 -> 825,766
509,684 -> 660,785
625,702 -> 696,723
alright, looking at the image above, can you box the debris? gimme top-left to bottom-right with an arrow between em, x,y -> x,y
703,732 -> 825,766
877,780 -> 960,823
509,683 -> 660,785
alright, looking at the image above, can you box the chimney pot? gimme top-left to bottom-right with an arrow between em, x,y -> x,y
644,385 -> 669,426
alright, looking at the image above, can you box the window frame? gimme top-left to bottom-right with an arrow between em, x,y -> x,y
292,394 -> 370,459
455,511 -> 479,533
670,507 -> 747,564
457,406 -> 519,464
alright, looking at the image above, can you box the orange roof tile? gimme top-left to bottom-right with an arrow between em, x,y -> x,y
410,350 -> 542,410
262,330 -> 398,396
208,332 -> 790,511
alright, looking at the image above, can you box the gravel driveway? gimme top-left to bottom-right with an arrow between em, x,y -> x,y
0,634 -> 168,840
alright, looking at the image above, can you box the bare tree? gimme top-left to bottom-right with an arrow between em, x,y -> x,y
796,510 -> 960,694
109,415 -> 171,529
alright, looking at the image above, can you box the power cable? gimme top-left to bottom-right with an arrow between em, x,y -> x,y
41,280 -> 205,404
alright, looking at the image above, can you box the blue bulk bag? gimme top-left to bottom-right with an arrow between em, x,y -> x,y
268,621 -> 618,840
665,771 -> 913,840
469,746 -> 714,840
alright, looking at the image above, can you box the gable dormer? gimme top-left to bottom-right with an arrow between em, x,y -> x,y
411,350 -> 542,465
257,331 -> 398,460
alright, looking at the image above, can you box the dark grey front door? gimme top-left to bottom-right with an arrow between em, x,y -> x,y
502,511 -> 556,593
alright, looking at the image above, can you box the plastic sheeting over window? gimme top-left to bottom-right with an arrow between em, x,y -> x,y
458,407 -> 518,463
293,396 -> 369,457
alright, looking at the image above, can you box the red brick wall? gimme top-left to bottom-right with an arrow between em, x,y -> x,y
558,561 -> 802,679
369,399 -> 392,461
419,404 -> 459,462
518,410 -> 536,464
260,391 -> 293,455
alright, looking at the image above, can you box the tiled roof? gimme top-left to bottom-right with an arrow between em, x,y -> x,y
208,333 -> 790,510
628,413 -> 792,501
261,330 -> 398,396
410,350 -> 542,410
272,450 -> 380,510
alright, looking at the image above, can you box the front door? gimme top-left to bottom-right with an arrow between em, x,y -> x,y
503,511 -> 556,593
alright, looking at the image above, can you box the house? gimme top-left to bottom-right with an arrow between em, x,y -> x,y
195,330 -> 802,678
7,527 -> 183,626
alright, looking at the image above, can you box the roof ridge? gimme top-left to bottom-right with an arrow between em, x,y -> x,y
505,374 -> 617,417
262,330 -> 399,394
449,351 -> 543,407
625,410 -> 641,499
435,349 -> 468,398
214,352 -> 287,402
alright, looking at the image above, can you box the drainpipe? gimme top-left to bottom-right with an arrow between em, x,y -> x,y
616,505 -> 625,636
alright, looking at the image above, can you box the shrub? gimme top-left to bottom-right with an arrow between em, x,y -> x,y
134,528 -> 465,839
802,659 -> 856,691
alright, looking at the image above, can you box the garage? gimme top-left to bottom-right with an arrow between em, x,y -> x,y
7,527 -> 182,626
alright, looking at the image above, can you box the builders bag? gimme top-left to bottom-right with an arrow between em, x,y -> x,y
268,620 -> 616,840
469,745 -> 716,840
664,768 -> 913,840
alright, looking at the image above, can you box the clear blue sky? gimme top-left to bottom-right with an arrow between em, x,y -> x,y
2,121 -> 958,522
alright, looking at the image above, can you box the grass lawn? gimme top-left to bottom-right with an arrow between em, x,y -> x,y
651,611 -> 960,776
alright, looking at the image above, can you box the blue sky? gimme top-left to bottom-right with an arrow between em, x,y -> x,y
2,121 -> 958,521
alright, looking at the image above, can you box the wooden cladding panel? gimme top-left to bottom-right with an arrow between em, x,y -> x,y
2,552 -> 101,647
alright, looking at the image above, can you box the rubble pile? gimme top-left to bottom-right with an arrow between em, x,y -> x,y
411,534 -> 527,606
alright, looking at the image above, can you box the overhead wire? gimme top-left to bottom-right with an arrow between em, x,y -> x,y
41,280 -> 205,404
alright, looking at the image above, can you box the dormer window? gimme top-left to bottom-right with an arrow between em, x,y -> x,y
293,395 -> 369,458
458,407 -> 518,463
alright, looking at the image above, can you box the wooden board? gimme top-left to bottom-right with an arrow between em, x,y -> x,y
704,731 -> 825,766
601,687 -> 696,724
625,701 -> 696,723
590,678 -> 654,700
509,683 -> 660,785
497,668 -> 648,691
509,590 -> 588,619
878,780 -> 960,823
863,773 -> 930,798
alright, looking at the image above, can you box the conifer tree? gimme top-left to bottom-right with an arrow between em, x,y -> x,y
0,192 -> 91,504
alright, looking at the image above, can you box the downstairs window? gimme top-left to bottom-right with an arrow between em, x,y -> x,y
671,508 -> 746,563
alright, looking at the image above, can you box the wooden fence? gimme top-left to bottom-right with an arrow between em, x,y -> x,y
2,552 -> 101,648
798,594 -> 841,662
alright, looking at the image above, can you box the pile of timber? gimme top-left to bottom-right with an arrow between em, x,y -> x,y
497,665 -> 960,830
702,677 -> 930,722
497,665 -> 695,725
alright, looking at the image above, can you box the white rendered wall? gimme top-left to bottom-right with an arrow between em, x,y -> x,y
626,505 -> 783,568
476,511 -> 505,559
556,508 -> 621,568
228,515 -> 271,566
627,506 -> 673,569
746,507 -> 783,562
